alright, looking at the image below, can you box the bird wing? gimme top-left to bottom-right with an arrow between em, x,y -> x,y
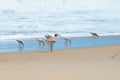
45,34 -> 52,39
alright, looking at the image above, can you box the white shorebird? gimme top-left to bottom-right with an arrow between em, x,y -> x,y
45,34 -> 72,45
45,34 -> 59,52
45,34 -> 72,52
16,39 -> 24,48
58,35 -> 71,46
90,32 -> 99,38
36,38 -> 45,47
48,34 -> 71,46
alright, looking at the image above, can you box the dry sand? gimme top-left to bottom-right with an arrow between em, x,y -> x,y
0,45 -> 120,80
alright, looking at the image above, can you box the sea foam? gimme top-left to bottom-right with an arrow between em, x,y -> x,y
0,10 -> 120,40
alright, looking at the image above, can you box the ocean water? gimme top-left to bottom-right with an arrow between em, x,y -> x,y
0,10 -> 120,40
0,36 -> 120,54
0,9 -> 120,53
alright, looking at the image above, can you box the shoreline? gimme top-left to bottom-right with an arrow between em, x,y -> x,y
0,35 -> 120,54
0,45 -> 120,60
1,44 -> 120,55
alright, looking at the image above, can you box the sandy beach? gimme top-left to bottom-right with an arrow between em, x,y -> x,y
0,45 -> 120,80
1,0 -> 120,80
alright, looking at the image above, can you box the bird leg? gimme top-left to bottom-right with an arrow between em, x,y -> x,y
19,43 -> 20,47
18,43 -> 23,48
67,39 -> 71,46
64,39 -> 71,46
50,44 -> 53,52
38,42 -> 41,47
21,43 -> 24,48
41,41 -> 45,47
38,41 -> 45,48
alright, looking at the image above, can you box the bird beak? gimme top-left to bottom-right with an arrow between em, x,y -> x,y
58,35 -> 63,38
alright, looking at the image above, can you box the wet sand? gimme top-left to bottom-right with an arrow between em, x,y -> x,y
0,45 -> 120,80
